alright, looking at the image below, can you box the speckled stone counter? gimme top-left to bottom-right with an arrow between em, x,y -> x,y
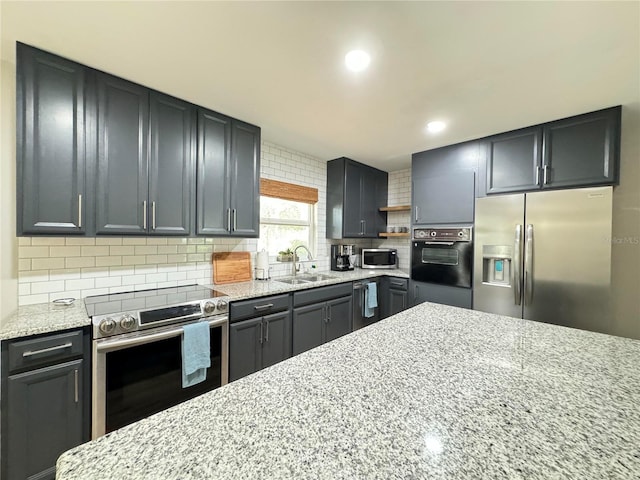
0,301 -> 91,341
0,269 -> 407,340
56,302 -> 640,479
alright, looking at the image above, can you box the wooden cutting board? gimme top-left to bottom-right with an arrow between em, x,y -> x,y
212,252 -> 252,284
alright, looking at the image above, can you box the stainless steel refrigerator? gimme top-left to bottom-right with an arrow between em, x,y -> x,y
473,186 -> 613,334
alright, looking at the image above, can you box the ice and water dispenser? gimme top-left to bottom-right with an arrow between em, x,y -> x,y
481,245 -> 512,287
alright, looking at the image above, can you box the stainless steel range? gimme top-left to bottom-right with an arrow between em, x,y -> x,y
85,285 -> 230,438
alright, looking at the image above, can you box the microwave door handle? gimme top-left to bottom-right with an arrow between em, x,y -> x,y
513,224 -> 522,306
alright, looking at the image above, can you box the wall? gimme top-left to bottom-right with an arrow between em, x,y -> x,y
375,169 -> 411,271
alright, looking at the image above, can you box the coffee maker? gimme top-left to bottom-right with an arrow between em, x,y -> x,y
331,244 -> 356,271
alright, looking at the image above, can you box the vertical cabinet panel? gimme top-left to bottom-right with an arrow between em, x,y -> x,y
95,73 -> 149,234
197,110 -> 232,235
543,108 -> 620,188
292,303 -> 325,355
230,121 -> 260,237
261,311 -> 292,369
149,92 -> 195,235
324,296 -> 352,343
486,127 -> 541,194
229,318 -> 262,382
7,359 -> 83,480
17,43 -> 86,235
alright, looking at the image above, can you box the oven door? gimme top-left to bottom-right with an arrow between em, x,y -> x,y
411,241 -> 472,288
92,316 -> 228,439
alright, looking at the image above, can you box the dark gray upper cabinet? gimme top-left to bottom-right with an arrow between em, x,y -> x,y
95,73 -> 149,234
485,106 -> 621,194
326,157 -> 388,239
197,110 -> 260,237
411,141 -> 479,225
95,74 -> 195,235
485,127 -> 541,194
542,107 -> 620,188
17,43 -> 87,235
148,92 -> 195,235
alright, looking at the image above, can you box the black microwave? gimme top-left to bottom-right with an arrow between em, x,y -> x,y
361,249 -> 397,269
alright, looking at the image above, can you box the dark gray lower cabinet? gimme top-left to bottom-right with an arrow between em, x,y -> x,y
229,310 -> 291,382
381,277 -> 409,319
292,285 -> 353,355
1,328 -> 90,480
410,281 -> 472,309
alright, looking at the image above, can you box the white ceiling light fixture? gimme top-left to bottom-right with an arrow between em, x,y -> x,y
426,121 -> 446,133
345,50 -> 371,72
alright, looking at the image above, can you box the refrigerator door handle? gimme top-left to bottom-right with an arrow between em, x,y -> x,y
524,224 -> 534,305
513,224 -> 523,305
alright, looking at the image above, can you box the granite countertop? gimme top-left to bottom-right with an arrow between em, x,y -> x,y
0,269 -> 409,341
56,302 -> 640,479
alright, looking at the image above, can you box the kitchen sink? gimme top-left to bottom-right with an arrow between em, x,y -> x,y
274,273 -> 337,285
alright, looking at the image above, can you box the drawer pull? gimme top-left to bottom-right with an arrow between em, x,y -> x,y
22,342 -> 73,358
254,303 -> 274,311
74,369 -> 79,403
391,281 -> 405,286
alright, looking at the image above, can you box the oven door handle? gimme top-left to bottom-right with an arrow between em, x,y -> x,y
422,241 -> 455,246
94,316 -> 228,353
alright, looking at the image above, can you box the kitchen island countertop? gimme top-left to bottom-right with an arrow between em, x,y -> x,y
56,302 -> 640,479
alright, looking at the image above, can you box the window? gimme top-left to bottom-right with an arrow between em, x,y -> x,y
258,196 -> 315,257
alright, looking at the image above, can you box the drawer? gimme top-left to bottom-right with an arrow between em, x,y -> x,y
8,329 -> 84,373
230,294 -> 290,323
293,283 -> 352,307
387,278 -> 408,291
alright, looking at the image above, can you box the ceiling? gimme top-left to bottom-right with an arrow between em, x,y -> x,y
2,1 -> 639,172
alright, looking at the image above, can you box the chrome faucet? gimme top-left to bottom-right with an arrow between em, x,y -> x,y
293,245 -> 314,276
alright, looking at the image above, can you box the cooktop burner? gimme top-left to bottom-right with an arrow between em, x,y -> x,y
85,285 -> 230,339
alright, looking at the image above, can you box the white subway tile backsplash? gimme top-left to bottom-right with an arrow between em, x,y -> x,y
21,294 -> 50,305
49,269 -> 81,281
31,257 -> 65,270
18,237 -> 32,246
81,267 -> 108,279
134,245 -> 158,255
19,270 -> 48,283
157,245 -> 178,254
65,278 -> 95,291
110,245 -> 135,256
122,256 -> 146,266
50,246 -> 81,257
95,237 -> 123,246
95,256 -> 123,267
122,274 -> 147,285
31,237 -> 65,246
65,238 -> 96,246
146,238 -> 168,245
18,259 -> 31,271
122,238 -> 147,246
31,280 -> 65,294
66,257 -> 95,268
81,246 -> 110,257
95,276 -> 122,288
145,255 -> 168,264
18,246 -> 50,258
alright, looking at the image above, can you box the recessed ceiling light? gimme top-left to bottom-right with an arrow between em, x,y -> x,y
426,121 -> 446,133
345,50 -> 370,72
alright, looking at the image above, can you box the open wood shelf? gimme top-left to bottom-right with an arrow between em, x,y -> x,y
379,205 -> 411,212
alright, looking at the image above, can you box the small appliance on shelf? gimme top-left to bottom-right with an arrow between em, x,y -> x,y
331,244 -> 356,271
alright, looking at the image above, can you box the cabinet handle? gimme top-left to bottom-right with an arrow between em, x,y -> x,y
22,342 -> 73,358
543,165 -> 549,185
227,208 -> 232,232
535,167 -> 540,186
326,305 -> 331,323
152,201 -> 156,230
77,194 -> 82,228
360,220 -> 364,236
143,201 -> 147,230
264,320 -> 270,343
233,209 -> 237,231
254,303 -> 274,311
415,206 -> 419,222
74,369 -> 79,404
391,281 -> 404,286
259,321 -> 264,344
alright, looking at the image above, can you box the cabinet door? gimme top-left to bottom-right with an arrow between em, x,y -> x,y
361,168 -> 387,237
230,120 -> 260,237
229,317 -> 262,382
17,44 -> 86,235
292,303 -> 325,355
95,73 -> 149,234
148,92 -> 194,235
388,289 -> 408,317
413,171 -> 475,225
7,359 -> 83,480
542,107 -> 620,189
261,311 -> 292,369
486,127 -> 541,194
342,160 -> 364,237
411,281 -> 472,309
324,296 -> 353,343
196,109 -> 232,235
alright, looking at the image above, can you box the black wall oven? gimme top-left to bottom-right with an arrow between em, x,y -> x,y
411,227 -> 473,288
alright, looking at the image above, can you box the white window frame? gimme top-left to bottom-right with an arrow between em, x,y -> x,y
259,196 -> 317,258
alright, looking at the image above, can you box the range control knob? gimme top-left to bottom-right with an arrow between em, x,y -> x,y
120,314 -> 136,331
217,299 -> 228,312
203,301 -> 216,314
430,231 -> 437,237
99,317 -> 116,334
